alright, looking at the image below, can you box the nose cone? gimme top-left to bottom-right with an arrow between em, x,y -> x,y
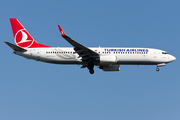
170,55 -> 176,62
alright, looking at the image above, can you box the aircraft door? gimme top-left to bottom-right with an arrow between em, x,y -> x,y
37,49 -> 41,60
153,51 -> 157,58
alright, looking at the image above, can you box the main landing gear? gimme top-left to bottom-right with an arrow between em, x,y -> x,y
88,62 -> 94,74
156,67 -> 159,72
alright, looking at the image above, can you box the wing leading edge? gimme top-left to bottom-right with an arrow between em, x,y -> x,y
58,25 -> 99,61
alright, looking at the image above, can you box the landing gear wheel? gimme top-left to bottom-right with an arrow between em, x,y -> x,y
88,61 -> 94,74
156,68 -> 159,71
89,69 -> 94,74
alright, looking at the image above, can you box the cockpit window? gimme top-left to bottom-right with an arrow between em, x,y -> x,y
162,52 -> 168,54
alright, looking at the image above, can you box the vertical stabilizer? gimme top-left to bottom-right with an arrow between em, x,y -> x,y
10,18 -> 50,48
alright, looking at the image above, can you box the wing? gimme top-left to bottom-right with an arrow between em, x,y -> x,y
58,25 -> 99,61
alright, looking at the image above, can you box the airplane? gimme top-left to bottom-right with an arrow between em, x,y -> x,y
5,18 -> 176,74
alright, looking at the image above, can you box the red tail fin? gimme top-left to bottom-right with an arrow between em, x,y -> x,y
10,18 -> 50,48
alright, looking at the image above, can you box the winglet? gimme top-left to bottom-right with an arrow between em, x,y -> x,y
58,25 -> 67,37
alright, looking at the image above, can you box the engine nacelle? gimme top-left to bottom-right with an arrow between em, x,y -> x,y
100,56 -> 117,64
101,65 -> 120,71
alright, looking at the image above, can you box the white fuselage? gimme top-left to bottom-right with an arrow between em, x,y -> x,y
15,47 -> 176,66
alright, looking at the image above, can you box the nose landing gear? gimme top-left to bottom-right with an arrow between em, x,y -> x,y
156,63 -> 166,72
156,67 -> 160,71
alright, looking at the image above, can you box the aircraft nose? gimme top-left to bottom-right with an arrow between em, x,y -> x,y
170,55 -> 176,62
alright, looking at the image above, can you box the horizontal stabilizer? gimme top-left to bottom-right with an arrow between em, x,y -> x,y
4,41 -> 27,52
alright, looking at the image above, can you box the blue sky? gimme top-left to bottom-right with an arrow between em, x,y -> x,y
1,0 -> 180,120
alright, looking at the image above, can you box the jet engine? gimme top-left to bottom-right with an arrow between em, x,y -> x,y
100,56 -> 117,64
99,65 -> 120,71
